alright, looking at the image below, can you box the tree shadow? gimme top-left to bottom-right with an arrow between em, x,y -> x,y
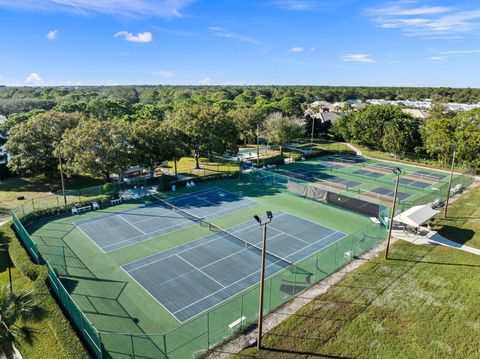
262,346 -> 354,358
436,226 -> 475,246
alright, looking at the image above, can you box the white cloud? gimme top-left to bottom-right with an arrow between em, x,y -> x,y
198,77 -> 211,85
115,31 -> 153,43
439,49 -> 480,55
208,27 -> 261,45
291,47 -> 304,52
25,73 -> 42,85
0,0 -> 194,19
272,1 -> 317,11
47,29 -> 58,40
152,70 -> 175,78
343,54 -> 374,63
368,2 -> 480,39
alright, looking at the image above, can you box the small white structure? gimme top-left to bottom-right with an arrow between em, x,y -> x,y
393,205 -> 440,230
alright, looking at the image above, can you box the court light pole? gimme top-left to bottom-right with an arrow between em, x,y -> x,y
310,116 -> 315,151
58,153 -> 67,204
253,211 -> 273,350
443,150 -> 456,218
256,122 -> 260,167
385,167 -> 401,260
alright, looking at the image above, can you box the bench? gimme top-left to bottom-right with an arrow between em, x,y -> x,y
228,316 -> 246,332
71,205 -> 92,215
111,198 -> 122,205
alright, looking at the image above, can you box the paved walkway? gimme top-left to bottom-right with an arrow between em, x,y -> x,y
393,229 -> 480,256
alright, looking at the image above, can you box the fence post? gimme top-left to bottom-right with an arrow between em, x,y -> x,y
206,312 -> 210,349
130,334 -> 135,357
333,243 -> 338,270
21,205 -> 25,219
31,199 -> 35,212
240,295 -> 244,330
163,334 -> 168,359
78,189 -> 82,203
268,278 -> 272,312
56,195 -> 60,207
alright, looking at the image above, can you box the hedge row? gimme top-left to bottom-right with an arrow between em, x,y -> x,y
2,222 -> 89,359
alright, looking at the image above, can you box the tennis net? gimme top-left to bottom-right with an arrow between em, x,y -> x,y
152,195 -> 206,225
152,195 -> 293,267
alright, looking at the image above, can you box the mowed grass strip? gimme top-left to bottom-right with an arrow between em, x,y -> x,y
433,185 -> 480,249
236,188 -> 480,359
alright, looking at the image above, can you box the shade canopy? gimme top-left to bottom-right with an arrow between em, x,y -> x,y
394,205 -> 440,228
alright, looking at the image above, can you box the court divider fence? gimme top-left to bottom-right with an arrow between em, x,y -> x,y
9,162 -> 475,359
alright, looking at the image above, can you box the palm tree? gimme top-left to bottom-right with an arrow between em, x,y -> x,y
0,286 -> 43,359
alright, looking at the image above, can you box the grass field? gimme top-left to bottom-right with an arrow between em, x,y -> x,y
0,175 -> 105,222
237,186 -> 480,359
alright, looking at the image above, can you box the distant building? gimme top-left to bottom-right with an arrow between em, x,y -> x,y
311,111 -> 340,124
402,108 -> 428,120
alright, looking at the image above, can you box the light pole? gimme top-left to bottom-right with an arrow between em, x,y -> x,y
310,116 -> 315,152
385,167 -> 401,260
256,122 -> 260,167
58,153 -> 67,204
253,211 -> 273,350
443,150 -> 456,218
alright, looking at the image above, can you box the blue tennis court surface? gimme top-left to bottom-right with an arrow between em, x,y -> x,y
399,177 -> 430,189
414,170 -> 446,180
74,188 -> 256,252
370,187 -> 412,201
352,169 -> 385,179
122,211 -> 345,322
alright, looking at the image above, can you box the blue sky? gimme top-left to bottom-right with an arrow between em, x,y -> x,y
1,0 -> 480,87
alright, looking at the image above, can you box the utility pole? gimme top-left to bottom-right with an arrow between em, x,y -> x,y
253,211 -> 273,349
443,150 -> 456,218
385,168 -> 401,260
58,153 -> 67,204
310,116 -> 315,152
256,122 -> 260,167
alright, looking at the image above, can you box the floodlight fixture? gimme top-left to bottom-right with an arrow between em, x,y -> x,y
266,211 -> 273,220
392,168 -> 401,176
253,215 -> 261,224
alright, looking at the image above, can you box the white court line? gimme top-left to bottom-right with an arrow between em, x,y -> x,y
176,254 -> 226,289
171,228 -> 346,318
125,211 -> 346,320
102,218 -> 194,252
118,214 -> 146,234
73,223 -> 107,254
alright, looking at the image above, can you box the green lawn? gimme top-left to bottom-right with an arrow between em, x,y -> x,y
433,185 -> 480,250
0,233 -> 76,359
0,175 -> 105,223
237,186 -> 480,359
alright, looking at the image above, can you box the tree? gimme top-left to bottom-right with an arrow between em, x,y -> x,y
422,117 -> 458,164
174,105 -> 239,169
453,108 -> 480,167
0,286 -> 43,359
86,99 -> 132,121
130,119 -> 185,177
381,117 -> 421,156
229,107 -> 263,146
264,112 -> 305,155
5,111 -> 83,176
332,105 -> 413,147
58,119 -> 132,181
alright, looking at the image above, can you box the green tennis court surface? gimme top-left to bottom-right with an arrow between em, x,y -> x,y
22,153 -> 473,358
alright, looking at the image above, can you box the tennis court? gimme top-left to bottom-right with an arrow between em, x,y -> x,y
398,177 -> 431,189
352,169 -> 386,179
122,211 -> 345,322
368,187 -> 412,201
74,188 -> 256,252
